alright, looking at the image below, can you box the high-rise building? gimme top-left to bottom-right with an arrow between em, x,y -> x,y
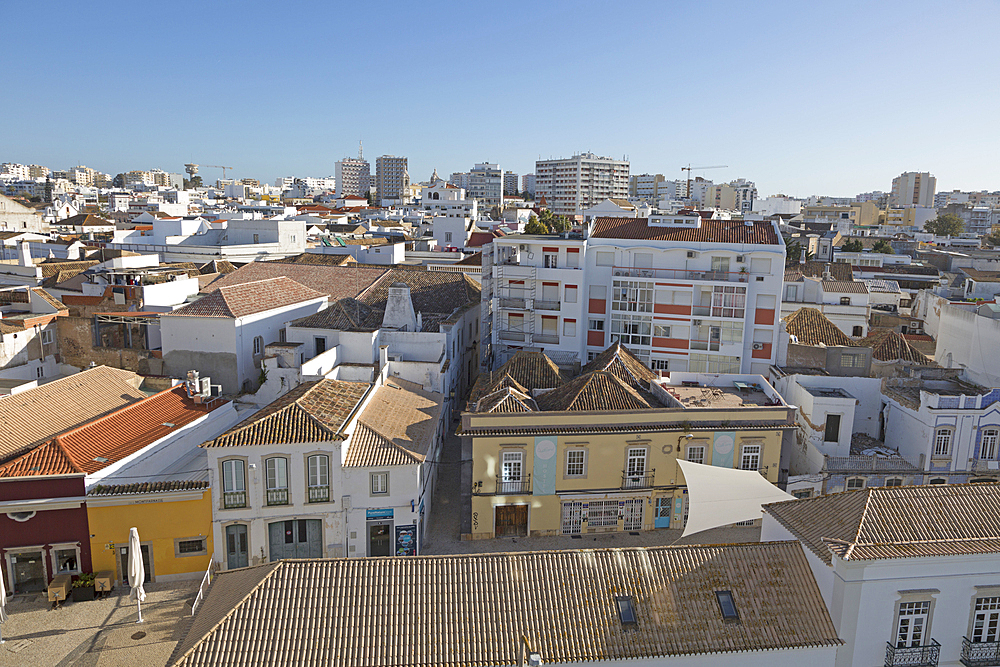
521,174 -> 536,196
375,155 -> 409,205
335,157 -> 371,198
503,171 -> 519,196
534,153 -> 629,217
449,172 -> 470,190
890,171 -> 936,208
467,163 -> 503,212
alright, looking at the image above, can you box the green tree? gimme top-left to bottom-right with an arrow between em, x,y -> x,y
524,214 -> 548,235
984,230 -> 1000,248
841,238 -> 864,253
872,239 -> 893,254
925,213 -> 964,237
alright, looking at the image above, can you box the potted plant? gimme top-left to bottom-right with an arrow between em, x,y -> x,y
738,266 -> 748,282
71,572 -> 96,602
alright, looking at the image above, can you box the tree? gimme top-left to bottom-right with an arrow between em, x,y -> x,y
365,191 -> 376,206
841,238 -> 864,253
984,230 -> 1000,248
872,239 -> 893,254
925,213 -> 964,237
524,214 -> 548,235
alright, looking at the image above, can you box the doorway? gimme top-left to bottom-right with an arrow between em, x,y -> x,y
368,522 -> 392,556
9,551 -> 45,593
226,524 -> 248,569
118,544 -> 152,584
268,519 -> 322,561
495,504 -> 528,537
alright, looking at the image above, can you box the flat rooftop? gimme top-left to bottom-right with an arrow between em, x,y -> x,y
805,387 -> 854,399
668,385 -> 774,408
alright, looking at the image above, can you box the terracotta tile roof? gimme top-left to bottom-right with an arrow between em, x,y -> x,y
474,387 -> 538,413
165,277 -> 326,318
961,268 -> 1000,281
197,260 -> 237,275
819,280 -> 868,294
765,484 -> 1000,563
36,259 -> 99,278
536,371 -> 659,411
825,454 -> 920,474
0,386 -> 224,478
784,308 -> 857,347
168,543 -> 841,667
591,217 -> 781,245
469,350 -> 565,404
62,213 -> 113,227
345,378 -> 442,467
858,329 -> 934,364
29,287 -> 67,311
202,262 -> 389,301
88,479 -> 209,496
0,366 -> 146,463
269,253 -> 354,266
454,251 -> 483,266
581,342 -> 658,392
206,380 -> 370,447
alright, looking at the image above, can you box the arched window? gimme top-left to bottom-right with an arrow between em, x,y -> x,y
929,477 -> 947,485
983,429 -> 999,460
846,477 -> 866,491
933,428 -> 953,457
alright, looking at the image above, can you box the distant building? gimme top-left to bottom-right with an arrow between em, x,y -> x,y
890,171 -> 936,208
466,163 -> 503,212
521,173 -> 535,195
335,157 -> 370,198
502,170 -> 518,195
375,155 -> 409,205
534,153 -> 629,217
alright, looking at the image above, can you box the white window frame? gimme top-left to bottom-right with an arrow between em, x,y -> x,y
884,477 -> 903,487
973,597 -> 1000,644
50,543 -> 82,576
253,336 -> 263,355
565,449 -> 586,477
41,329 -> 54,345
370,471 -> 389,495
653,324 -> 671,338
221,459 -> 246,493
739,444 -> 761,471
687,445 -> 706,465
265,457 -> 288,491
983,429 -> 999,460
895,600 -> 932,649
588,319 -> 604,331
934,427 -> 953,457
846,476 -> 866,491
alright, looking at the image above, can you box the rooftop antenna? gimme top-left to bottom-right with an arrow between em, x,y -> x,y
359,140 -> 363,161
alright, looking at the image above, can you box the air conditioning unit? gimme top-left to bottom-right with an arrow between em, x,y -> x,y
614,270 -> 624,276
519,244 -> 528,251
686,251 -> 696,258
752,342 -> 764,350
692,319 -> 702,326
736,255 -> 745,263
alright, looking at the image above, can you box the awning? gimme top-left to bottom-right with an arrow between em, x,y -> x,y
677,459 -> 794,538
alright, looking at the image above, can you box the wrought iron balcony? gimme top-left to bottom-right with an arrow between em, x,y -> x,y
621,470 -> 655,490
963,637 -> 1000,666
495,474 -> 531,495
308,485 -> 330,503
222,490 -> 246,509
885,639 -> 940,667
266,488 -> 289,506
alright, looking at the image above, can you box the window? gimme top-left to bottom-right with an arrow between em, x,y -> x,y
934,428 -> 953,457
824,415 -> 841,443
175,537 -> 208,557
53,548 -> 79,574
41,329 -> 53,345
786,284 -> 799,301
841,352 -> 865,368
544,252 -> 557,268
561,501 -> 583,534
711,285 -> 746,318
688,353 -> 741,374
651,359 -> 669,371
616,596 -> 638,625
687,445 -> 705,465
612,279 -> 653,313
567,250 -> 580,268
36,367 -> 43,379
739,444 -> 761,471
565,285 -> 578,303
715,590 -> 739,621
563,319 -> 576,337
610,313 -> 651,347
983,429 -> 999,460
566,450 -> 586,476
444,232 -> 452,243
896,601 -> 931,648
840,297 -> 851,305
852,325 -> 863,336
307,454 -> 330,503
315,336 -> 327,356
588,319 -> 605,331
253,336 -> 263,355
624,447 -> 647,487
710,256 -> 730,276
653,324 -> 671,338
793,489 -> 813,499
846,476 -> 865,490
221,459 -> 246,508
929,477 -> 947,485
265,457 -> 289,506
885,477 -> 903,487
973,597 -> 1000,643
278,328 -> 286,343
588,500 -> 619,527
370,471 -> 389,495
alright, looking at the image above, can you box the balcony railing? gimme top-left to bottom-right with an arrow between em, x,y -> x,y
499,297 -> 527,309
612,266 -> 751,283
308,485 -> 330,503
223,490 -> 246,509
962,637 -> 1000,667
621,470 -> 655,490
533,333 -> 559,344
885,640 -> 940,667
499,330 -> 526,342
496,474 -> 531,495
266,488 -> 289,506
534,299 -> 561,311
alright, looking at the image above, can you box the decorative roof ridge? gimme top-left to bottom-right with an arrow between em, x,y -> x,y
52,434 -> 84,473
843,488 -> 876,561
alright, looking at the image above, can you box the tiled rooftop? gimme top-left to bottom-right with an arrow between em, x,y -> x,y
202,262 -> 389,300
784,307 -> 857,347
765,483 -> 1000,563
168,543 -> 840,667
345,378 -> 443,467
784,261 -> 853,282
590,216 -> 781,245
536,371 -> 659,411
819,280 -> 868,294
468,350 -> 566,405
165,277 -> 326,318
858,329 -> 934,364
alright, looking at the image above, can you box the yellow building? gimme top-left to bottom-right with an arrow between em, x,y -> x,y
87,481 -> 214,585
463,345 -> 793,539
802,201 -> 880,228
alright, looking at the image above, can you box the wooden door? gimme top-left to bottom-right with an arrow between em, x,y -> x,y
495,504 -> 528,537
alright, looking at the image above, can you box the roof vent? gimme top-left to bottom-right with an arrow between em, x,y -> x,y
93,456 -> 109,463
162,422 -> 176,428
615,596 -> 638,626
715,590 -> 739,621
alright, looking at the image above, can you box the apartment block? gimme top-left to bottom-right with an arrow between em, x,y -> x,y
502,170 -> 518,195
534,153 -> 629,217
375,155 -> 409,205
890,171 -> 936,208
467,163 -> 503,212
335,157 -> 370,198
521,173 -> 535,196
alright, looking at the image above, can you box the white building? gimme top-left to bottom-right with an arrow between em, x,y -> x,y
763,483 -> 1000,667
0,194 -> 47,233
521,173 -> 535,196
890,171 -> 936,208
421,181 -> 477,220
502,170 -> 518,195
466,163 -> 502,212
781,275 -> 870,338
482,215 -> 786,374
335,157 -> 370,198
375,155 -> 409,206
534,153 -> 629,217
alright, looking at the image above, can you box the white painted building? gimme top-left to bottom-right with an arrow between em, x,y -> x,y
466,163 -> 503,212
781,276 -> 870,338
534,153 -> 629,217
335,157 -> 371,198
0,194 -> 47,233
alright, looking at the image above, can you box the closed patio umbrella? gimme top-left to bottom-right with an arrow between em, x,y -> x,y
0,564 -> 7,644
127,527 -> 146,623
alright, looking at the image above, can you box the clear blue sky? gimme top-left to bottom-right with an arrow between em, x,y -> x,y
5,0 -> 999,198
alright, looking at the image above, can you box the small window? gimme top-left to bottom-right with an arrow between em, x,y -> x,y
793,489 -> 813,499
371,471 -> 389,495
566,450 -> 586,476
615,596 -> 637,625
651,359 -> 669,371
846,477 -> 865,490
588,319 -> 605,331
852,325 -> 863,336
278,328 -> 287,343
715,590 -> 739,621
175,537 -> 208,557
824,415 -> 841,442
36,367 -> 44,379
653,324 -> 671,338
41,329 -> 54,345
929,477 -> 947,485
253,336 -> 263,355
840,297 -> 851,305
884,477 -> 903,487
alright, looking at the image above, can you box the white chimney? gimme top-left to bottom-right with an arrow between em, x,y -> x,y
18,241 -> 32,268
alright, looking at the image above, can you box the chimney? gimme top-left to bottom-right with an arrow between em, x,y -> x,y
823,263 -> 832,280
379,344 -> 389,371
18,241 -> 32,268
381,283 -> 418,332
799,246 -> 806,265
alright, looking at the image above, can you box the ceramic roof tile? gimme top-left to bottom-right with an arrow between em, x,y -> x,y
581,342 -> 658,392
784,307 -> 858,347
765,484 -> 1000,563
536,371 -> 659,412
345,378 -> 443,467
784,261 -> 853,282
858,329 -> 934,364
168,543 -> 841,667
166,277 -> 326,318
88,479 -> 210,496
0,386 -> 225,478
202,262 -> 389,300
590,217 -> 781,245
475,387 -> 538,413
468,350 -> 565,404
268,253 -> 354,266
206,380 -> 370,447
0,366 -> 146,463
819,280 -> 869,294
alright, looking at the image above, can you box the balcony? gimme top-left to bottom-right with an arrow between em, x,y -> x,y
885,640 -> 940,667
499,297 -> 527,309
612,266 -> 751,284
223,490 -> 246,509
499,330 -> 526,342
534,299 -> 561,311
495,474 -> 532,495
533,333 -> 559,344
621,470 -> 655,490
266,488 -> 289,506
308,485 -> 330,503
963,637 -> 1000,666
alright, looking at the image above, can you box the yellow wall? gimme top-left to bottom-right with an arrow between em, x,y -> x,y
87,491 -> 213,584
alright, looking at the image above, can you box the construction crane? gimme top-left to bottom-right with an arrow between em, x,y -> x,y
681,164 -> 727,199
183,164 -> 236,180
